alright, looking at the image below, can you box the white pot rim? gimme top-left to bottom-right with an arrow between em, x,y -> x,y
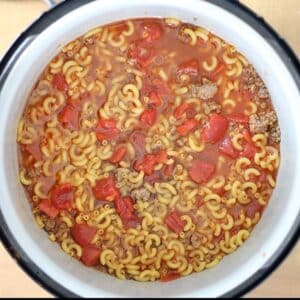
0,0 -> 299,298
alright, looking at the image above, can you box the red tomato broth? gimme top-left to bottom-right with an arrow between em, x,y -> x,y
17,18 -> 280,282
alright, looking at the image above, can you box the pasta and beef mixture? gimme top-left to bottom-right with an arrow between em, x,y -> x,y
17,18 -> 281,282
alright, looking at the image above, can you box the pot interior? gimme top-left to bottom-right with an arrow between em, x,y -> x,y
0,0 -> 299,297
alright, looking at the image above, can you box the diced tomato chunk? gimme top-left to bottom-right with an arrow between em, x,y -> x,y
188,160 -> 216,184
109,146 -> 127,164
176,119 -> 198,136
185,105 -> 197,119
174,103 -> 190,119
99,118 -> 117,129
24,142 -> 42,161
177,59 -> 199,76
216,186 -> 226,197
115,196 -> 134,220
92,176 -> 120,201
95,132 -> 107,141
160,272 -> 181,282
165,211 -> 185,233
155,149 -> 168,164
50,183 -> 74,210
81,246 -> 101,267
240,129 -> 257,158
95,118 -> 120,141
219,137 -> 239,158
134,154 -> 157,176
141,22 -> 163,43
52,73 -> 68,91
149,91 -> 163,107
202,114 -> 228,143
38,199 -> 59,219
134,150 -> 168,176
140,109 -> 157,127
227,113 -> 249,124
71,223 -> 97,247
58,105 -> 79,130
115,196 -> 140,229
128,40 -> 153,68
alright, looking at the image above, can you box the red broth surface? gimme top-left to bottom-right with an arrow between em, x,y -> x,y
17,18 -> 280,282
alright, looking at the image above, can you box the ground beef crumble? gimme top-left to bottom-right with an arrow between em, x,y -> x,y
202,100 -> 221,115
131,187 -> 151,201
249,111 -> 280,143
190,82 -> 218,100
40,214 -> 69,242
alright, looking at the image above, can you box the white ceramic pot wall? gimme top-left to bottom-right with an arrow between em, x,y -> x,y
0,0 -> 299,297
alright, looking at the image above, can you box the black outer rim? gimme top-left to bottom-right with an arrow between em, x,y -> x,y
0,0 -> 299,298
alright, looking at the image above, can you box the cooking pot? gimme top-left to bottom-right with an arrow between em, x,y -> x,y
0,0 -> 299,297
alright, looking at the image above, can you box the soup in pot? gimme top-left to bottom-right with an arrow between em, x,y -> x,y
17,18 -> 280,282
